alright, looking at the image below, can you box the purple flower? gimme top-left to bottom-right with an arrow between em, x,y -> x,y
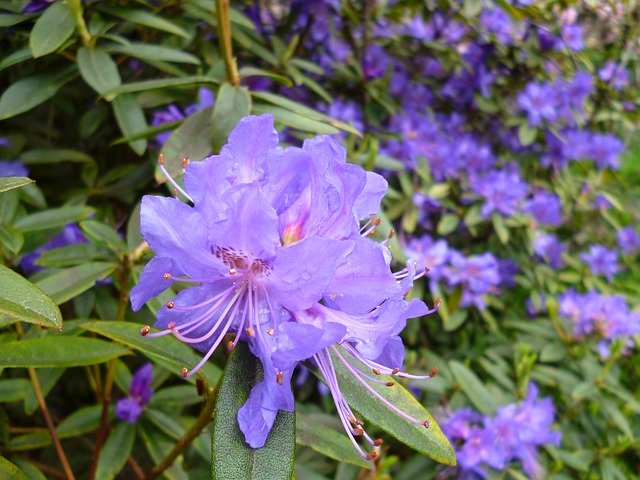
517,82 -> 557,126
599,61 -> 629,90
470,168 -> 528,218
22,0 -> 53,12
559,23 -> 583,51
580,244 -> 620,280
412,193 -> 442,228
480,8 -> 513,44
524,190 -> 563,227
404,235 -> 449,282
0,137 -> 12,147
617,226 -> 640,255
115,363 -> 153,423
0,160 -> 28,178
444,384 -> 560,478
20,224 -> 88,273
133,115 -> 437,456
444,251 -> 501,309
533,233 -> 566,269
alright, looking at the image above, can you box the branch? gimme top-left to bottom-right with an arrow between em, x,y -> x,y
215,0 -> 240,85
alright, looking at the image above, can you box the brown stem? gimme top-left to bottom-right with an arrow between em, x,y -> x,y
215,0 -> 240,85
127,455 -> 146,480
145,382 -> 217,480
28,368 -> 76,480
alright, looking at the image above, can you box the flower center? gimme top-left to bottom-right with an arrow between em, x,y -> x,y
213,245 -> 270,277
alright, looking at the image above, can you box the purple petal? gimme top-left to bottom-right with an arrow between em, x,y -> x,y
237,382 -> 278,448
354,172 -> 388,219
272,321 -> 346,370
269,237 -> 354,311
129,363 -> 153,405
130,257 -> 176,311
115,397 -> 143,423
324,238 -> 400,315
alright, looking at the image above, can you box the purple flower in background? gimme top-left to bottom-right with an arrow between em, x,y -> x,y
524,190 -> 563,227
151,88 -> 215,145
412,193 -> 442,228
497,259 -> 518,288
115,363 -> 153,423
559,23 -> 583,51
20,224 -> 88,273
580,244 -> 620,280
563,130 -> 624,170
617,226 -> 640,255
533,233 -> 566,269
404,235 -> 449,282
444,251 -> 501,309
443,384 -> 560,479
599,61 -> 629,90
0,160 -> 28,177
480,7 -> 513,44
470,168 -> 528,218
0,137 -> 12,147
133,115 -> 438,457
517,82 -> 557,126
22,0 -> 53,12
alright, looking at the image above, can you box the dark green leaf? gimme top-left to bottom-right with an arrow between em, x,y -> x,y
107,76 -> 216,95
57,405 -> 102,438
77,47 -> 121,97
112,93 -> 148,155
296,412 -> 371,468
491,213 -> 510,244
449,360 -> 497,416
212,342 -> 295,480
35,244 -> 109,269
29,2 -> 75,58
95,422 -> 135,480
436,215 -> 460,236
0,177 -> 34,193
99,6 -> 190,38
35,262 -> 116,305
211,84 -> 251,151
14,205 -> 94,232
252,104 -> 338,135
0,456 -> 29,480
0,67 -> 77,120
11,459 -> 47,480
328,347 -> 456,466
0,379 -> 29,402
0,336 -> 130,367
0,47 -> 32,73
107,44 -> 200,65
158,107 -> 214,182
0,13 -> 36,28
80,321 -> 221,384
21,149 -> 95,165
238,67 -> 292,87
79,220 -> 127,253
0,265 -> 62,330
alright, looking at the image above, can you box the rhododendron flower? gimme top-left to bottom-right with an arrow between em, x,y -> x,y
115,363 -> 153,423
132,115 -> 438,456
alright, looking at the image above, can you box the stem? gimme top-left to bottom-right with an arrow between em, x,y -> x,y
28,368 -> 76,480
127,455 -> 146,480
89,255 -> 131,480
215,0 -> 240,85
145,381 -> 217,480
67,0 -> 93,47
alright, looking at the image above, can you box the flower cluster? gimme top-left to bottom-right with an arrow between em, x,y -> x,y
558,290 -> 640,357
132,115 -> 438,457
443,384 -> 561,478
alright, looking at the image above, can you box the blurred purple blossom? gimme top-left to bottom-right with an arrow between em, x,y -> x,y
524,190 -> 563,227
598,61 -> 629,90
115,363 -> 153,423
617,226 -> 640,255
580,244 -> 620,280
470,168 -> 528,218
533,233 -> 566,269
20,224 -> 87,273
0,160 -> 28,177
444,251 -> 501,309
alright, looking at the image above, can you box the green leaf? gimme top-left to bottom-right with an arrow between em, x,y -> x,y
448,360 -> 497,416
0,336 -> 130,367
112,93 -> 148,155
491,213 -> 510,244
107,44 -> 201,65
99,6 -> 190,38
0,67 -> 77,121
212,342 -> 295,480
79,220 -> 127,253
211,84 -> 252,151
0,13 -> 36,28
11,459 -> 46,480
252,104 -> 338,135
158,107 -> 214,183
57,405 -> 102,438
95,422 -> 135,480
106,76 -> 216,95
327,347 -> 456,466
0,379 -> 29,402
0,177 -> 34,193
518,122 -> 537,146
0,265 -> 62,330
21,149 -> 95,165
436,215 -> 460,236
0,47 -> 32,73
14,205 -> 94,232
35,262 -> 116,305
296,412 -> 371,469
35,244 -> 109,269
79,321 -> 221,384
238,67 -> 292,87
0,456 -> 29,480
29,2 -> 75,58
77,47 -> 121,97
